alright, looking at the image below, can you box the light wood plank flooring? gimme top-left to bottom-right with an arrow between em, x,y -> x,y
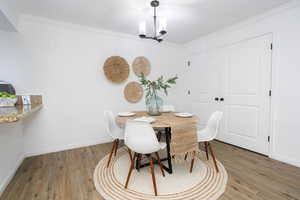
1,141 -> 300,200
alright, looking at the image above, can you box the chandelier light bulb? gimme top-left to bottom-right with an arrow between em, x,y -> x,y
159,18 -> 167,35
139,21 -> 146,37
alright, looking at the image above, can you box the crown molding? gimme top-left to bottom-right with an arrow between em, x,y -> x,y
19,14 -> 183,49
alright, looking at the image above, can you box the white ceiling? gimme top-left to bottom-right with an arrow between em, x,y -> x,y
18,0 -> 292,43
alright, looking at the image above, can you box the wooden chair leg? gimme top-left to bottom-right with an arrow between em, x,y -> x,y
149,156 -> 158,196
155,152 -> 165,177
127,148 -> 133,163
205,142 -> 209,160
189,151 -> 196,173
208,142 -> 219,173
125,153 -> 137,189
107,140 -> 117,168
114,139 -> 119,156
184,153 -> 188,161
137,154 -> 141,172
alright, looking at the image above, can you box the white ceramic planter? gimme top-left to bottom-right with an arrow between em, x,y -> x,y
0,98 -> 18,107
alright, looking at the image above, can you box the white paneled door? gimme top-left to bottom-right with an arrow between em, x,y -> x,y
184,52 -> 219,129
186,34 -> 272,155
218,35 -> 272,155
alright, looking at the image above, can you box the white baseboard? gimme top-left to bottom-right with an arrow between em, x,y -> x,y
270,154 -> 300,168
0,155 -> 25,197
25,136 -> 112,157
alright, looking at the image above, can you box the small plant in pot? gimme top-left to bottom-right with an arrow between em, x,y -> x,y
139,74 -> 178,116
0,92 -> 17,107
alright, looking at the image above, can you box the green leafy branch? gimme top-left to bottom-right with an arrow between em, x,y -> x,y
139,73 -> 178,97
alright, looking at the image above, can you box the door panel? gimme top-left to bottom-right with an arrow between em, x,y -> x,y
183,53 -> 219,129
217,34 -> 272,155
227,105 -> 259,138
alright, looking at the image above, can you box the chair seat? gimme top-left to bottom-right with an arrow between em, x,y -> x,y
197,130 -> 214,142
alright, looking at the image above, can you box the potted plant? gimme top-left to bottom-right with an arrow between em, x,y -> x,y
139,74 -> 178,116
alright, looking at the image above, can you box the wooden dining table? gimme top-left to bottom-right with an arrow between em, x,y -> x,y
116,111 -> 198,174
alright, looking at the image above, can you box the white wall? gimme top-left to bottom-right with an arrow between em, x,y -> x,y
183,3 -> 300,167
0,31 -> 30,195
0,30 -> 31,92
17,16 -> 184,156
0,123 -> 24,195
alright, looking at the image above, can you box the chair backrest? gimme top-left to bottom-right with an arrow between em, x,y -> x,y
124,120 -> 161,154
162,105 -> 175,112
104,110 -> 119,139
205,111 -> 223,139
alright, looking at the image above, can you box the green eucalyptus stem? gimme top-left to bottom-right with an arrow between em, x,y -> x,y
139,73 -> 178,115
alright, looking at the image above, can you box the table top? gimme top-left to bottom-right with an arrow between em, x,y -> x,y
115,111 -> 198,129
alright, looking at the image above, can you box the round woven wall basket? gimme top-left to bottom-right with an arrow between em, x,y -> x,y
124,82 -> 143,103
103,56 -> 129,83
132,56 -> 151,77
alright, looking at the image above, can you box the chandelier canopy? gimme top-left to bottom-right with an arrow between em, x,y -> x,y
138,0 -> 167,42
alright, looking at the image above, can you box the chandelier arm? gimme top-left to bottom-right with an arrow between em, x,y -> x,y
157,33 -> 164,38
142,36 -> 162,42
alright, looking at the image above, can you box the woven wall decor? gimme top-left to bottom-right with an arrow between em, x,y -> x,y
103,56 -> 129,83
132,56 -> 151,77
124,82 -> 143,103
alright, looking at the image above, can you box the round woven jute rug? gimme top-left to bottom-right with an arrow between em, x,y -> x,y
94,147 -> 228,200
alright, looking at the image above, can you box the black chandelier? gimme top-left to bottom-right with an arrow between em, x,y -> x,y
138,0 -> 167,42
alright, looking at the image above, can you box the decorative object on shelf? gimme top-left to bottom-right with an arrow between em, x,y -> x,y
0,104 -> 43,124
0,81 -> 16,95
139,74 -> 178,116
0,114 -> 18,123
132,56 -> 151,77
0,107 -> 17,117
138,0 -> 167,42
0,92 -> 17,107
124,82 -> 144,103
21,95 -> 31,105
17,95 -> 43,105
103,56 -> 129,83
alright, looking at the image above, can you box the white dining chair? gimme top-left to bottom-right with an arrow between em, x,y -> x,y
104,110 -> 131,168
124,120 -> 166,196
190,111 -> 223,173
161,104 -> 176,112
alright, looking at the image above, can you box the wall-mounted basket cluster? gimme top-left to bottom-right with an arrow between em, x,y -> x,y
103,56 -> 151,103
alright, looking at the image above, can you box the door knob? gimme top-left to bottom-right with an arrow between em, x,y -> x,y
220,98 -> 224,101
214,97 -> 219,101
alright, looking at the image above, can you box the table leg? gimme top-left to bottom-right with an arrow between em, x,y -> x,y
165,127 -> 173,174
